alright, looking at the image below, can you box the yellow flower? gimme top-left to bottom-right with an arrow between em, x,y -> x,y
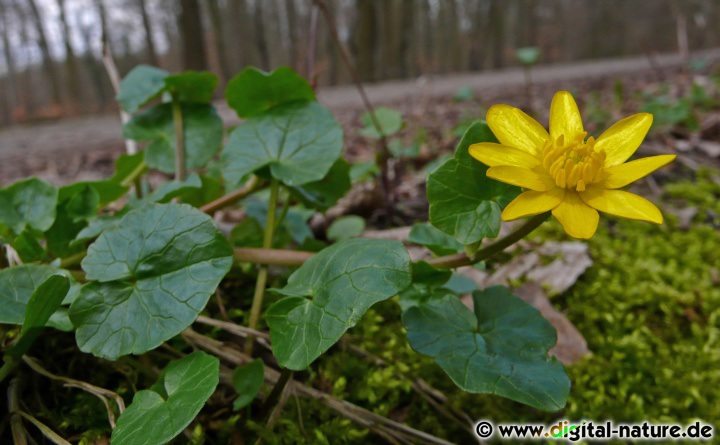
469,91 -> 676,239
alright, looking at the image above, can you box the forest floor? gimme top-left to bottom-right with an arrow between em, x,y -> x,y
2,47 -> 720,186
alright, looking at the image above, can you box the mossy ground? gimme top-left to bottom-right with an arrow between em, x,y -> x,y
254,168 -> 720,444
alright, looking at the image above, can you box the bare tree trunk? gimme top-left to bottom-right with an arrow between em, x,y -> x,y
380,0 -> 403,79
78,9 -> 109,111
27,0 -> 63,108
205,0 -> 231,82
56,0 -> 83,113
254,0 -> 271,70
137,0 -> 159,66
226,0 -> 255,71
488,0 -> 506,69
285,0 -> 299,69
179,0 -> 208,70
352,0 -> 376,82
0,2 -> 21,122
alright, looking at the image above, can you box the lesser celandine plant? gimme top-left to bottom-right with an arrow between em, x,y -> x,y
0,66 -> 673,444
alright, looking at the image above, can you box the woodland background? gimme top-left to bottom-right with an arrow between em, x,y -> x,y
1,0 -> 720,126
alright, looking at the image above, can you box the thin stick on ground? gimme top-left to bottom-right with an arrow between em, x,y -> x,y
183,329 -> 454,445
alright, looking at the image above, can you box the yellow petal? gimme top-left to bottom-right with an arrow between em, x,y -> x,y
469,143 -> 541,169
502,188 -> 565,221
551,191 -> 599,239
599,154 -> 676,189
549,91 -> 584,141
486,104 -> 549,156
595,113 -> 653,167
487,166 -> 555,191
580,187 -> 663,224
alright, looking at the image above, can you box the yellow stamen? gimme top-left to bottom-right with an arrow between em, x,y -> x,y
538,133 -> 605,191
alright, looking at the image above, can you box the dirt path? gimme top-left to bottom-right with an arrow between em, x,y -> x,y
2,48 -> 720,185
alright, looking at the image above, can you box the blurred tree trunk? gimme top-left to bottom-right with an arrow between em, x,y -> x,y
254,1 -> 271,70
79,7 -> 109,111
206,0 -> 231,82
57,0 -> 82,112
136,0 -> 159,66
285,0 -> 299,69
0,2 -> 20,122
516,0 -> 537,47
27,0 -> 63,108
399,0 -> 416,77
352,0 -> 376,81
488,0 -> 506,68
380,0 -> 403,79
226,0 -> 255,72
179,0 -> 208,70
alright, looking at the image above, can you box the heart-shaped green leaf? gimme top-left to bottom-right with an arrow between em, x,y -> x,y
225,66 -> 316,118
358,107 -> 403,139
406,222 -> 464,256
0,265 -> 78,325
123,103 -> 223,174
289,159 -> 351,211
70,203 -> 233,359
111,351 -> 219,445
221,101 -> 343,188
117,65 -> 169,114
327,216 -> 365,242
402,286 -> 569,411
232,359 -> 264,410
427,121 -> 519,245
266,239 -> 411,370
6,275 -> 70,360
164,71 -> 218,104
0,178 -> 58,234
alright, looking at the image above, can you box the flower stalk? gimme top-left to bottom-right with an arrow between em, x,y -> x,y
245,178 -> 280,354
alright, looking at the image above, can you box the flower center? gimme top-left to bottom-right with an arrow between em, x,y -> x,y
539,132 -> 606,191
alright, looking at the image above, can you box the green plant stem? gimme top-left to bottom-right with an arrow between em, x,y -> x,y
0,359 -> 18,383
233,213 -> 551,269
172,96 -> 185,182
427,212 -> 551,268
273,190 -> 291,232
245,178 -> 280,354
200,176 -> 261,215
258,368 -> 293,421
8,377 -> 28,445
59,251 -> 86,269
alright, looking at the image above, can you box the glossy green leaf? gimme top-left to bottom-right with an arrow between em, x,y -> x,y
427,121 -> 519,245
266,239 -> 411,370
145,173 -> 202,203
442,274 -> 478,295
110,152 -> 147,185
327,216 -> 365,242
11,232 -> 44,263
406,222 -> 464,256
225,66 -> 315,118
6,275 -> 70,360
164,71 -> 218,104
397,261 -> 454,312
232,359 -> 264,410
0,265 -> 78,325
221,101 -> 343,188
358,107 -> 403,139
60,181 -> 128,206
290,159 -> 351,210
117,65 -> 169,114
245,201 -> 314,245
124,103 -> 223,174
0,178 -> 58,234
112,351 -> 219,445
403,286 -> 569,411
70,203 -> 233,360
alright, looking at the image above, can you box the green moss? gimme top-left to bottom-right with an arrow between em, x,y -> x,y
265,172 -> 720,443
